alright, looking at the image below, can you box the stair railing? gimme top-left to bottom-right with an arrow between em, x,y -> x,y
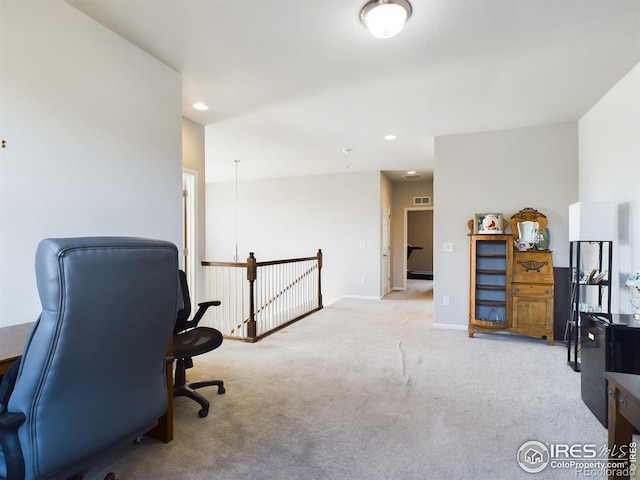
201,250 -> 323,341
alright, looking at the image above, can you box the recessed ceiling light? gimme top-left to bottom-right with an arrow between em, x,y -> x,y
193,102 -> 209,111
345,165 -> 354,169
407,170 -> 416,175
342,148 -> 352,154
384,134 -> 397,141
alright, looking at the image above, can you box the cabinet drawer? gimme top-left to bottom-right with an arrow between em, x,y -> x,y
512,284 -> 553,297
614,387 -> 640,427
512,251 -> 553,283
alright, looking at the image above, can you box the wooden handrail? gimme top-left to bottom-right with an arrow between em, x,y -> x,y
201,260 -> 247,267
202,255 -> 318,268
256,255 -> 319,267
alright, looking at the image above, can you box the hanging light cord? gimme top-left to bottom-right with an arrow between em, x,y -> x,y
234,159 -> 239,262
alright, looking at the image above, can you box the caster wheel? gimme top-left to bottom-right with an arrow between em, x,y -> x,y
198,408 -> 209,418
218,386 -> 226,394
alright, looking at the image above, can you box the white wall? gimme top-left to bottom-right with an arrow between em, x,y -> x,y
0,1 -> 183,326
433,123 -> 579,328
182,118 -> 207,305
578,62 -> 640,314
205,171 -> 382,303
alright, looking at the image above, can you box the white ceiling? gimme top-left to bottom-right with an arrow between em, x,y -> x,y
66,0 -> 640,183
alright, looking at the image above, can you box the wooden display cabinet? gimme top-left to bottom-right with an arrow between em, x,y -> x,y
509,208 -> 554,345
511,250 -> 554,344
468,230 -> 513,338
468,208 -> 554,345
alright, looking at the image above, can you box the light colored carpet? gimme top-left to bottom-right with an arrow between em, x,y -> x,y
98,280 -> 608,479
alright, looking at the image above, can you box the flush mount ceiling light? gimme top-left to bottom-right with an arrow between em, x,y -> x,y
360,0 -> 412,39
384,134 -> 397,140
192,102 -> 209,111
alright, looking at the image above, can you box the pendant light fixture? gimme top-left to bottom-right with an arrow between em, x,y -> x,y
234,159 -> 240,262
360,0 -> 412,39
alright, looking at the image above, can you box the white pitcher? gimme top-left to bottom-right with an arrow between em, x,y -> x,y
517,221 -> 538,243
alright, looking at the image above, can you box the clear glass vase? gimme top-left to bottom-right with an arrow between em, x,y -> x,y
534,228 -> 550,250
631,297 -> 640,320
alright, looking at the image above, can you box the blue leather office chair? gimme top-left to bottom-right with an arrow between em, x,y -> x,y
0,237 -> 179,480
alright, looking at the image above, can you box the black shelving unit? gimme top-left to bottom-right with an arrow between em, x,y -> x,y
566,240 -> 613,371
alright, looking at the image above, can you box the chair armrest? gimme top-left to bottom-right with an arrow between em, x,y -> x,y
0,411 -> 25,429
187,300 -> 221,328
198,301 -> 221,309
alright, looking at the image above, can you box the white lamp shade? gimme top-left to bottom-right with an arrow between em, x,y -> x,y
568,201 -> 617,241
364,3 -> 408,38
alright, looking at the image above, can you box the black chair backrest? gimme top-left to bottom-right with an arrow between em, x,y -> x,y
175,270 -> 191,335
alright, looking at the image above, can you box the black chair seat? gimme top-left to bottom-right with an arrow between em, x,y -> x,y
173,327 -> 223,358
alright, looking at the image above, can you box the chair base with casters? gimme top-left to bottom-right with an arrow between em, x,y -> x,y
173,324 -> 225,418
173,360 -> 225,418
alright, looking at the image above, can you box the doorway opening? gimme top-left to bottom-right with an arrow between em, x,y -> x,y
404,207 -> 433,288
182,170 -> 196,296
382,204 -> 391,296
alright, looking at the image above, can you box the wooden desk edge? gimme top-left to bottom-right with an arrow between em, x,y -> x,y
0,354 -> 22,375
604,372 -> 639,480
146,341 -> 174,443
0,323 -> 34,375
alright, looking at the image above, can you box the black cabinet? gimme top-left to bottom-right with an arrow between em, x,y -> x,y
581,313 -> 640,427
553,267 -> 570,341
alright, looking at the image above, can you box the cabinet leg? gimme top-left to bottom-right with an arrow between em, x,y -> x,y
468,327 -> 475,338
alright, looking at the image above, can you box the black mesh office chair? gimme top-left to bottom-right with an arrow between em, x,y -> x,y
173,270 -> 225,418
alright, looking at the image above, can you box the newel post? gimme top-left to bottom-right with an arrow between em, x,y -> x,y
317,249 -> 323,309
247,252 -> 257,340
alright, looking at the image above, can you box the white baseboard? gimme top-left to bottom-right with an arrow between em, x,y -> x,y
432,322 -> 468,331
341,294 -> 383,301
323,297 -> 341,307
